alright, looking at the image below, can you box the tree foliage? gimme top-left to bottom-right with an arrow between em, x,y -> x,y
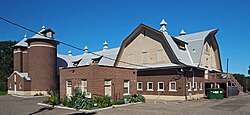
0,41 -> 17,91
233,73 -> 249,92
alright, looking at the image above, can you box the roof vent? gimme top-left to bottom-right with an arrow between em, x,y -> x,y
159,19 -> 168,34
68,50 -> 72,56
179,29 -> 186,36
103,41 -> 108,50
84,46 -> 88,53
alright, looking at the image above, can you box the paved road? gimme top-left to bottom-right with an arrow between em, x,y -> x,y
0,95 -> 250,115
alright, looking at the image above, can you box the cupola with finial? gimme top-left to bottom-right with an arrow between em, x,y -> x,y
84,46 -> 88,53
159,19 -> 168,34
68,50 -> 72,56
179,29 -> 186,36
103,41 -> 108,50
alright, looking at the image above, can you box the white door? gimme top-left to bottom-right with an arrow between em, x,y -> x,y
66,80 -> 72,97
14,83 -> 17,94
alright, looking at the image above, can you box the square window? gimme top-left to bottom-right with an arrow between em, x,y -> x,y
137,82 -> 142,91
169,81 -> 176,91
147,82 -> 153,91
158,82 -> 164,91
124,80 -> 129,95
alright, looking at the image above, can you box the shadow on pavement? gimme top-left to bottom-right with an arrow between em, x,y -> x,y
67,112 -> 97,115
28,107 -> 54,115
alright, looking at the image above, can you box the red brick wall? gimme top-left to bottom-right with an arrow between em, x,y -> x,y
137,68 -> 205,96
60,65 -> 137,100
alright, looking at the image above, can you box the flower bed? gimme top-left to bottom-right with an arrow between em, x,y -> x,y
43,87 -> 145,110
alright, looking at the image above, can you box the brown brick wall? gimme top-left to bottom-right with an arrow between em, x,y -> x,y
8,72 -> 31,91
137,69 -> 205,96
28,41 -> 58,91
22,49 -> 28,73
60,65 -> 137,100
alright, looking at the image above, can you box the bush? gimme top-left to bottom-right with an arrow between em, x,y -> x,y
122,94 -> 145,103
112,99 -> 125,105
44,93 -> 60,106
137,94 -> 145,103
94,96 -> 112,108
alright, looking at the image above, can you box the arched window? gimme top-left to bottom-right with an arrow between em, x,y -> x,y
19,83 -> 22,89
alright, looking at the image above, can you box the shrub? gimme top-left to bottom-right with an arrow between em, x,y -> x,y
45,93 -> 60,106
112,99 -> 125,105
94,96 -> 112,108
137,94 -> 145,103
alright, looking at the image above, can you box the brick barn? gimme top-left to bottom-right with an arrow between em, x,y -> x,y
8,19 -> 243,100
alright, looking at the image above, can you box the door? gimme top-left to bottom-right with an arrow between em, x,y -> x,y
104,80 -> 111,96
66,80 -> 72,97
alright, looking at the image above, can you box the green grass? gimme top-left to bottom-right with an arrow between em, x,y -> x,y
0,91 -> 7,96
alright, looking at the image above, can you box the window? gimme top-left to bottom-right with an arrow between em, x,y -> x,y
157,82 -> 164,91
66,80 -> 72,97
169,81 -> 176,91
199,82 -> 203,90
194,82 -> 197,91
147,82 -> 153,91
157,50 -> 163,62
14,74 -> 16,82
105,80 -> 112,96
124,80 -> 129,95
19,83 -> 22,89
142,52 -> 148,64
188,82 -> 192,91
137,82 -> 142,90
81,79 -> 87,93
9,83 -> 12,89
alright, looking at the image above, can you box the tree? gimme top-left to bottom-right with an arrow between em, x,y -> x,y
233,73 -> 249,92
0,41 -> 17,91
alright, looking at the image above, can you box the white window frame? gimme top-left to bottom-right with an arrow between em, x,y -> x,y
137,82 -> 143,91
81,79 -> 87,93
194,82 -> 197,91
147,82 -> 153,91
199,82 -> 203,90
19,83 -> 22,89
124,80 -> 130,95
188,82 -> 192,91
157,82 -> 164,91
169,81 -> 177,92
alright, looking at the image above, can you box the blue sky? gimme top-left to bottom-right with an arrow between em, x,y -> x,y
0,0 -> 249,75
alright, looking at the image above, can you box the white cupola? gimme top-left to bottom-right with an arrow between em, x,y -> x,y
84,46 -> 88,53
159,19 -> 168,34
68,50 -> 72,56
103,41 -> 108,50
179,29 -> 186,36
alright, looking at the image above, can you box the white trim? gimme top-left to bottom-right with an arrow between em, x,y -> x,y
157,82 -> 164,91
194,82 -> 197,91
199,82 -> 203,90
123,80 -> 130,95
169,81 -> 177,92
137,82 -> 143,91
29,44 -> 55,48
188,82 -> 192,91
147,82 -> 153,91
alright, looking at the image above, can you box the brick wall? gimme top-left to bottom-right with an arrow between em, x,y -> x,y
60,65 -> 137,100
8,72 -> 31,91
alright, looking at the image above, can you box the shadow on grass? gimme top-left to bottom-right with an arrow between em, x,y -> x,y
0,91 -> 7,96
28,107 -> 54,115
67,112 -> 97,115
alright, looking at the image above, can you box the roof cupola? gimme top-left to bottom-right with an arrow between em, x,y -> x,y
159,19 -> 168,34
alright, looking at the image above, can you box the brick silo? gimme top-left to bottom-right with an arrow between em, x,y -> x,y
26,27 -> 60,95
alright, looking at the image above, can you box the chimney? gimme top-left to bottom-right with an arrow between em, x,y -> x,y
103,41 -> 108,50
68,50 -> 72,56
179,29 -> 186,36
84,46 -> 88,53
159,19 -> 168,34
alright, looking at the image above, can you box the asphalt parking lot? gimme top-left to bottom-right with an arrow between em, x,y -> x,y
0,95 -> 250,115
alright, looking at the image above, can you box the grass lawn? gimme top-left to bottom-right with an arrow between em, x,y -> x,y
0,91 -> 7,96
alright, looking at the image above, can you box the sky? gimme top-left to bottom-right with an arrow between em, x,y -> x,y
0,0 -> 249,75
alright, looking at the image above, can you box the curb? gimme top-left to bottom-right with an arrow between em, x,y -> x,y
11,94 -> 48,98
37,102 -> 142,113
